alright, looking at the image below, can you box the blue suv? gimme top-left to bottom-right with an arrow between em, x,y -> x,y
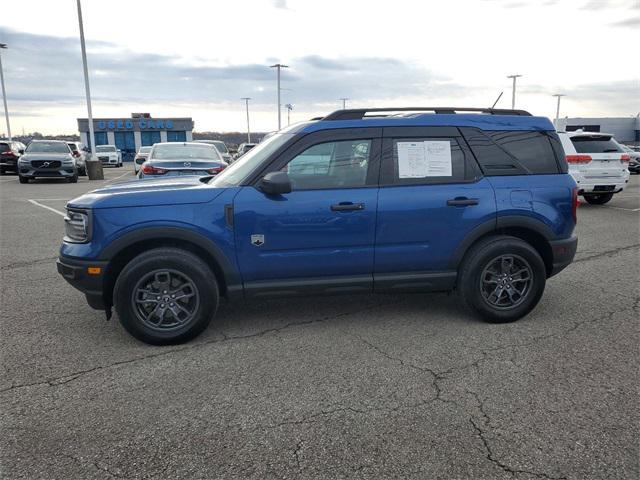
57,107 -> 578,345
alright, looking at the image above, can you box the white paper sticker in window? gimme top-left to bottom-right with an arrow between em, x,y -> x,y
397,142 -> 428,178
423,141 -> 452,177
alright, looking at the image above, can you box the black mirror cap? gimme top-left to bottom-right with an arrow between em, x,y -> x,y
260,171 -> 292,195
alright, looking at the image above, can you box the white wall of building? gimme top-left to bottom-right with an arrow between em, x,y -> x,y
160,131 -> 168,143
107,131 -> 116,146
134,131 -> 142,152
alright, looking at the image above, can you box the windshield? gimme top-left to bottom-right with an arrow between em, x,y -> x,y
211,133 -> 294,187
212,141 -> 229,154
139,146 -> 152,153
570,136 -> 623,153
151,143 -> 221,161
26,142 -> 70,154
96,145 -> 116,152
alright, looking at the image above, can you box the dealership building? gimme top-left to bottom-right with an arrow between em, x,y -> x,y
77,114 -> 194,161
556,116 -> 640,145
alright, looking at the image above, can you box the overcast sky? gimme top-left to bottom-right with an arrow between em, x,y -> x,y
0,0 -> 638,134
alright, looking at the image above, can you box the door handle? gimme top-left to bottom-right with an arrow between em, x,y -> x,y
330,202 -> 365,212
447,197 -> 479,207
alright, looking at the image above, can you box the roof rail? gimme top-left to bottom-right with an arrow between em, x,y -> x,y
322,107 -> 532,121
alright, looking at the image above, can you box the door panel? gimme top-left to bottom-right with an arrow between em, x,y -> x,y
233,186 -> 378,284
375,178 -> 496,274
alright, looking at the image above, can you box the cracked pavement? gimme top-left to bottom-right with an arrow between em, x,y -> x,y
1,169 -> 638,479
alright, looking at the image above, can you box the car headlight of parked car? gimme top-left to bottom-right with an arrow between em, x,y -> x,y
64,208 -> 91,243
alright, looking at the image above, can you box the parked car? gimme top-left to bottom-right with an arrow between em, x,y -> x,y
138,142 -> 227,179
234,142 -> 257,159
557,131 -> 630,204
57,107 -> 578,345
133,146 -> 152,174
621,145 -> 640,174
18,140 -> 78,183
96,145 -> 123,167
196,140 -> 233,164
0,140 -> 26,174
67,142 -> 88,176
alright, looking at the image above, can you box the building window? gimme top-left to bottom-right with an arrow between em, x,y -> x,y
167,131 -> 186,142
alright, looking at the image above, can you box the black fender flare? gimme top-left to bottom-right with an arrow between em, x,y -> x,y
100,227 -> 243,299
449,215 -> 554,270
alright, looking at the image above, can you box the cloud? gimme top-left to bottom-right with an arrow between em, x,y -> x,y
271,0 -> 288,9
0,27 -> 461,111
610,16 -> 640,27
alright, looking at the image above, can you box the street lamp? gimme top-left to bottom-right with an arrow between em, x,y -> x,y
339,98 -> 349,110
76,0 -> 97,167
285,103 -> 293,125
0,43 -> 11,141
270,63 -> 288,130
241,97 -> 251,143
506,74 -> 523,109
552,94 -> 566,128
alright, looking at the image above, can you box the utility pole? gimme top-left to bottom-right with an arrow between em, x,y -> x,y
552,94 -> 565,128
0,43 -> 11,141
339,98 -> 349,110
241,97 -> 251,143
76,0 -> 97,164
506,74 -> 523,109
270,63 -> 288,130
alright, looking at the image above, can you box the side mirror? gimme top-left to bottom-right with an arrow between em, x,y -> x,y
18,149 -> 25,154
260,171 -> 291,195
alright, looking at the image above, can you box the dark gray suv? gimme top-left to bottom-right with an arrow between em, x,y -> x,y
18,140 -> 78,184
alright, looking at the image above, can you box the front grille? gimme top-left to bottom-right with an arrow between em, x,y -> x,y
98,156 -> 109,161
31,160 -> 61,168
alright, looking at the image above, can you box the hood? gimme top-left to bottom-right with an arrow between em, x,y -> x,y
21,153 -> 72,161
68,176 -> 227,210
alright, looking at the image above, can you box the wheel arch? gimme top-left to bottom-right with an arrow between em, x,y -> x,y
452,216 -> 555,278
101,227 -> 242,308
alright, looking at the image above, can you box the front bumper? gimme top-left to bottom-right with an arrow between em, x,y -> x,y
548,235 -> 578,277
628,163 -> 640,173
57,255 -> 108,310
19,165 -> 77,178
0,157 -> 18,170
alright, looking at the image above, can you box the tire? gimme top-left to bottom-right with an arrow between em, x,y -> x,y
113,248 -> 219,345
583,193 -> 614,205
68,174 -> 78,183
458,235 -> 546,323
18,175 -> 29,184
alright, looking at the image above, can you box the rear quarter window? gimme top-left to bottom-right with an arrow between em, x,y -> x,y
460,128 -> 560,175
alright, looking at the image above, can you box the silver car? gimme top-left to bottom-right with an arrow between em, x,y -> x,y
18,140 -> 78,184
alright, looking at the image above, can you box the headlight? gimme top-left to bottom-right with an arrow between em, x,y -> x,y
64,209 -> 91,243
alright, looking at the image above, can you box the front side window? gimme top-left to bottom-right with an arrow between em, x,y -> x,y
284,139 -> 372,190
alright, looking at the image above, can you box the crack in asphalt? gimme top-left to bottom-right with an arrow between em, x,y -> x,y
0,256 -> 58,271
0,302 -> 395,394
573,243 -> 640,264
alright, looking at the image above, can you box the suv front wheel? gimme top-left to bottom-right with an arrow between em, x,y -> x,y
459,236 -> 546,323
113,248 -> 219,345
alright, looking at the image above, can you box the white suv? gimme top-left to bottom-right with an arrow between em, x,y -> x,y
558,131 -> 630,205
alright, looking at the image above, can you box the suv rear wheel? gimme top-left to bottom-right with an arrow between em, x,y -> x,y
459,235 -> 546,323
583,193 -> 613,205
113,248 -> 219,345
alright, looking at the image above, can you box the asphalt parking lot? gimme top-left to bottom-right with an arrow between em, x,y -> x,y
1,168 -> 638,479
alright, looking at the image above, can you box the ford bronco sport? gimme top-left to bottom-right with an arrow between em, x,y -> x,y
57,107 -> 578,345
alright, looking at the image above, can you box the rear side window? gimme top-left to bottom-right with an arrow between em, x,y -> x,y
570,136 -> 622,153
460,128 -> 560,175
382,137 -> 467,185
487,131 -> 559,174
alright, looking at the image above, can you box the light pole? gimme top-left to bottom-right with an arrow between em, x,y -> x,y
76,0 -> 97,164
339,98 -> 349,110
506,74 -> 522,109
241,97 -> 251,143
285,104 -> 293,125
552,94 -> 565,128
270,63 -> 288,130
0,43 -> 11,141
